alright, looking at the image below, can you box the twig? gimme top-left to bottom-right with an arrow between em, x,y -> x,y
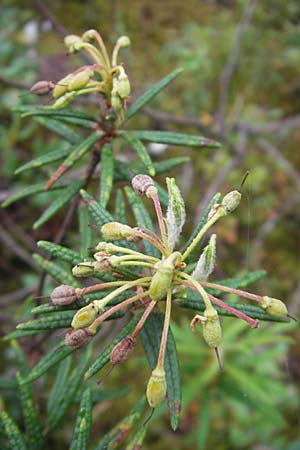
0,224 -> 37,270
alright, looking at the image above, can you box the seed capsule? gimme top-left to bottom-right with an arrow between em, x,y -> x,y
202,306 -> 222,348
221,190 -> 241,215
261,296 -> 288,318
65,328 -> 94,349
50,91 -> 76,109
64,34 -> 82,51
72,263 -> 95,277
149,252 -> 181,301
51,285 -> 81,305
101,222 -> 133,240
116,36 -> 131,48
110,336 -> 135,365
53,74 -> 73,99
131,174 -> 156,197
146,367 -> 167,408
68,69 -> 93,91
30,80 -> 54,96
71,304 -> 98,329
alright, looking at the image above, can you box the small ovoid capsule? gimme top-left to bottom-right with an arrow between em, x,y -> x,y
64,328 -> 94,349
146,367 -> 167,408
110,336 -> 135,365
51,285 -> 81,305
149,252 -> 181,301
221,190 -> 241,215
101,222 -> 133,240
71,303 -> 98,329
261,296 -> 288,318
131,174 -> 156,198
51,91 -> 76,109
68,69 -> 93,91
116,36 -> 131,48
30,80 -> 55,96
202,306 -> 222,349
64,34 -> 82,50
72,263 -> 95,278
114,67 -> 131,99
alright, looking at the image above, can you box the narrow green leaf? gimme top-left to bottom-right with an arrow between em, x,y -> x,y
69,387 -> 92,450
84,312 -> 143,380
33,179 -> 83,229
208,270 -> 267,296
2,182 -> 66,207
79,203 -> 93,258
37,241 -> 82,265
16,373 -> 44,450
15,145 -> 71,175
80,189 -> 113,227
31,304 -> 80,315
196,390 -> 210,450
20,344 -> 74,384
53,116 -> 97,129
14,106 -> 97,122
140,311 -> 181,430
114,189 -> 127,223
154,156 -> 190,174
3,329 -> 47,341
32,254 -> 80,286
127,130 -> 221,148
0,411 -> 27,450
16,311 -> 75,331
125,424 -> 147,450
122,132 -> 155,176
46,346 -> 92,430
125,68 -> 183,119
124,186 -> 160,257
47,354 -> 73,415
35,117 -> 81,145
99,144 -> 114,208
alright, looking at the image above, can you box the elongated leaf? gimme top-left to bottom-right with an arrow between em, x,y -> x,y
2,182 -> 66,208
99,144 -> 114,208
154,156 -> 189,174
47,354 -> 72,415
84,311 -> 143,380
32,254 -> 80,286
69,387 -> 92,450
15,145 -> 71,175
16,373 -> 44,450
20,344 -> 73,384
3,329 -> 47,341
37,241 -> 82,265
80,189 -> 113,227
125,68 -> 183,119
79,203 -> 93,258
140,310 -> 181,430
46,131 -> 102,189
0,412 -> 27,450
196,390 -> 210,449
31,304 -> 80,315
125,425 -> 147,450
124,186 -> 160,257
53,116 -> 97,129
122,132 -> 155,176
15,106 -> 97,122
35,117 -> 81,145
114,189 -> 127,223
46,346 -> 92,430
209,270 -> 267,296
127,130 -> 221,148
33,179 -> 83,229
17,311 -> 75,331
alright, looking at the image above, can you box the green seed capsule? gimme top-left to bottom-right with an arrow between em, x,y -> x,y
64,34 -> 82,49
146,367 -> 167,408
261,296 -> 288,318
202,306 -> 222,348
72,263 -> 95,277
149,252 -> 181,301
51,91 -> 76,109
116,36 -> 131,48
101,222 -> 133,240
68,69 -> 93,91
53,75 -> 73,99
71,304 -> 98,329
221,190 -> 241,215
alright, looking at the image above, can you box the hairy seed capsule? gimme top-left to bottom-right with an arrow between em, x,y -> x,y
64,328 -> 94,349
71,304 -> 98,329
101,222 -> 133,240
51,285 -> 81,305
131,174 -> 155,197
202,306 -> 222,348
261,296 -> 288,317
146,367 -> 167,408
30,80 -> 54,96
149,252 -> 181,301
110,336 -> 135,365
221,190 -> 241,215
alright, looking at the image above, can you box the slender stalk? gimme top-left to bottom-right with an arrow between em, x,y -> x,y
91,31 -> 111,69
119,261 -> 154,269
157,288 -> 172,369
150,190 -> 168,249
178,272 -> 212,309
200,281 -> 262,303
182,208 -> 224,261
131,300 -> 157,339
116,254 -> 158,263
207,293 -> 259,328
81,280 -> 130,296
97,243 -> 159,261
80,43 -> 107,66
133,229 -> 167,256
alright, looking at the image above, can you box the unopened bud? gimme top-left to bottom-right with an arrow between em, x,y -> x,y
132,174 -> 156,197
64,34 -> 82,50
146,366 -> 167,408
202,306 -> 222,348
111,89 -> 123,114
71,303 -> 98,329
72,263 -> 95,277
114,66 -> 130,99
261,296 -> 288,318
51,285 -> 81,305
68,69 -> 93,91
221,190 -> 241,215
81,29 -> 97,42
110,336 -> 135,365
101,222 -> 133,240
192,234 -> 217,281
149,252 -> 181,301
116,36 -> 131,48
30,80 -> 54,96
65,328 -> 94,349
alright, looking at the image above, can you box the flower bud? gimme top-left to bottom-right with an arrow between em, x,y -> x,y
166,177 -> 186,250
30,80 -> 54,96
93,252 -> 112,272
51,285 -> 81,305
71,304 -> 98,329
72,263 -> 95,277
146,367 -> 167,408
81,29 -> 97,42
68,69 -> 93,91
261,296 -> 288,318
221,190 -> 241,215
192,234 -> 217,281
149,252 -> 181,301
64,328 -> 94,349
64,34 -> 82,51
131,174 -> 156,197
114,67 -> 130,99
50,91 -> 76,109
101,222 -> 133,240
110,336 -> 135,365
202,306 -> 222,348
116,36 -> 131,48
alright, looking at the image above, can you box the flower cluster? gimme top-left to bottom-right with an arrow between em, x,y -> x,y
30,29 -> 131,116
51,174 -> 289,410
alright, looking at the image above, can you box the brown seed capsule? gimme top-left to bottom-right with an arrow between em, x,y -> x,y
51,285 -> 81,305
131,174 -> 156,198
30,80 -> 55,96
110,336 -> 135,365
64,328 -> 94,349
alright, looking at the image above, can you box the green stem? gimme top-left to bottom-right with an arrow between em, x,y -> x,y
178,272 -> 212,310
131,300 -> 157,339
157,288 -> 172,369
81,280 -> 130,295
80,42 -> 107,66
119,261 -> 154,269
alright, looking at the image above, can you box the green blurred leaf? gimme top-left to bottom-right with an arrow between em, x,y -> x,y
121,132 -> 155,176
127,130 -> 221,148
80,189 -> 113,227
0,411 -> 27,450
35,117 -> 82,145
2,182 -> 66,208
99,144 -> 114,208
79,203 -> 93,258
32,254 -> 80,286
69,387 -> 92,450
15,146 -> 71,175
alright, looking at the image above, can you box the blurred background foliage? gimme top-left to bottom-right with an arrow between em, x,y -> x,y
0,0 -> 299,449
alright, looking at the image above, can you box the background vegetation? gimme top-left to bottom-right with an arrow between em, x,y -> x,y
0,0 -> 299,449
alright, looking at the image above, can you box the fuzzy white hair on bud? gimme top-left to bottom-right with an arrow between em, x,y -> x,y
192,234 -> 217,281
166,177 -> 186,251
